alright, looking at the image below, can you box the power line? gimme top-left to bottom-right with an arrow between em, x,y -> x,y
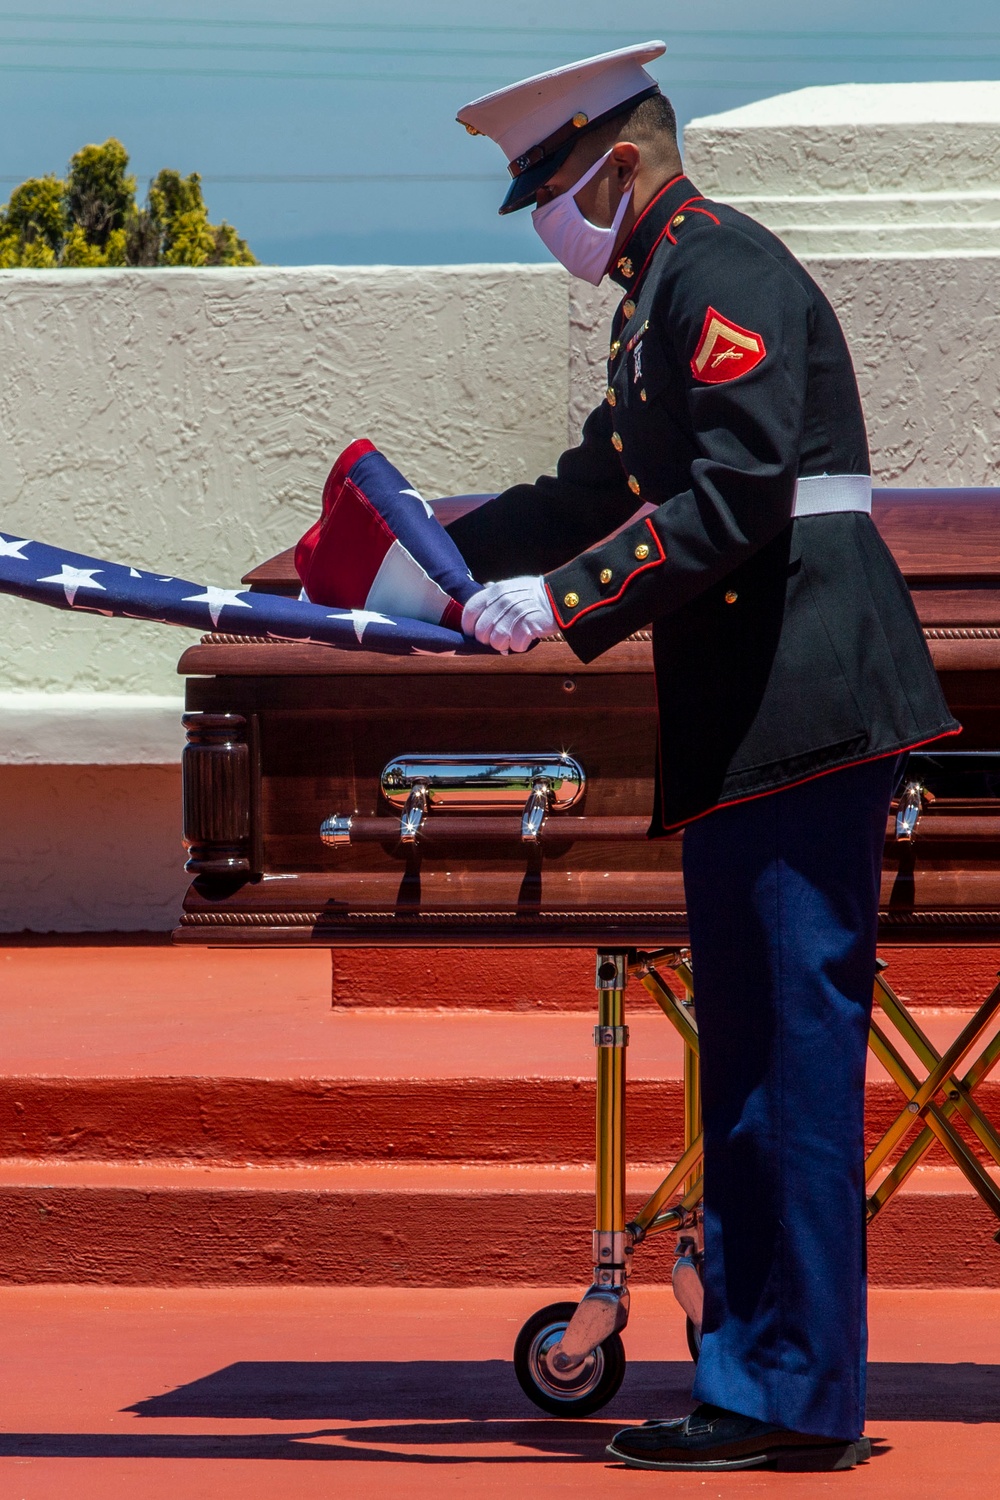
2,14 -> 1000,41
0,63 -> 851,86
1,37 -> 998,63
0,173 -> 499,184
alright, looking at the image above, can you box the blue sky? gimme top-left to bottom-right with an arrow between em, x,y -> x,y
4,0 -> 1000,264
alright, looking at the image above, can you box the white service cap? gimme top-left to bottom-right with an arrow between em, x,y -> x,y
458,41 -> 667,214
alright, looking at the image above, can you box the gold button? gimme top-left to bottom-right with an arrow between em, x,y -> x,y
634,543 -> 650,560
639,389 -> 647,402
611,432 -> 623,452
628,475 -> 640,495
672,213 -> 686,227
599,568 -> 613,584
572,112 -> 589,128
725,590 -> 738,604
564,591 -> 579,608
623,299 -> 636,319
606,386 -> 616,407
609,339 -> 621,358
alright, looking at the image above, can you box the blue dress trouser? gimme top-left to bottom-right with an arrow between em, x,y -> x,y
682,757 -> 897,1441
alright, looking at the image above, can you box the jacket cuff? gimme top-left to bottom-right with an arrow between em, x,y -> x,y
545,515 -> 665,632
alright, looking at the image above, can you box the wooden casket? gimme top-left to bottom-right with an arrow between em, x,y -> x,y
174,490 -> 1000,949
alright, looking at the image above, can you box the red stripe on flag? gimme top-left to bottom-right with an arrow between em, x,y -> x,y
322,438 -> 378,518
440,596 -> 464,632
298,477 -> 394,608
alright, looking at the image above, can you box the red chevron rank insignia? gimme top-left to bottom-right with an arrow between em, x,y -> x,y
691,307 -> 767,384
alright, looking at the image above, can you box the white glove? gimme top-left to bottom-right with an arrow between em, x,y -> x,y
461,575 -> 556,654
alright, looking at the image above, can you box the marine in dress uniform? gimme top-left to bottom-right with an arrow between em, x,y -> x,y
450,44 -> 959,1471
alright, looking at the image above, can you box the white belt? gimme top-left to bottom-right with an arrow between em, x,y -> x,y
792,473 -> 872,517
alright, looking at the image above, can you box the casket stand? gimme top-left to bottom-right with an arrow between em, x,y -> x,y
174,489 -> 1000,1415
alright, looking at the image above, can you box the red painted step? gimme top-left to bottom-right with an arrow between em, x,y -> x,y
2,939 -> 997,1012
0,1159 -> 996,1288
3,988 -> 998,1164
1,944 -> 999,1288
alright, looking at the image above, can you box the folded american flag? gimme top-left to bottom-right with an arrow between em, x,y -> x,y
0,531 -> 480,656
296,439 -> 482,629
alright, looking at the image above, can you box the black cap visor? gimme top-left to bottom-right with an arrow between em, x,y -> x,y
499,137 -> 578,215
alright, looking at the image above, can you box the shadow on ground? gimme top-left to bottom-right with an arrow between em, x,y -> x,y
126,1358 -> 693,1422
0,1361 -> 994,1462
124,1358 -> 1000,1424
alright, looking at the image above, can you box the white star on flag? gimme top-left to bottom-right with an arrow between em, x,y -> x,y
327,608 -> 394,644
38,564 -> 107,606
0,536 -> 31,560
181,586 -> 253,628
400,487 -> 435,519
129,568 -> 142,578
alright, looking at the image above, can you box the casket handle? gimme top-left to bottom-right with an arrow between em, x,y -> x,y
317,814 -> 659,847
400,780 -> 430,845
521,777 -> 553,844
319,752 -> 587,850
895,780 -> 935,843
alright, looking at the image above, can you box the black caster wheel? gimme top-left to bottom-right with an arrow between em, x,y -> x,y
513,1300 -> 626,1417
685,1316 -> 702,1362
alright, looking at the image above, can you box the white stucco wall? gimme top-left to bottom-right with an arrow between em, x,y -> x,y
0,263 -> 569,703
683,82 -> 1000,255
3,82 -> 1000,927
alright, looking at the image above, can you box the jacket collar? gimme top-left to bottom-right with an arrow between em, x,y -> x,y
608,173 -> 701,295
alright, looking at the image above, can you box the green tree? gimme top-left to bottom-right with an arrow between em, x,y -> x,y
65,139 -> 136,250
0,140 -> 257,269
1,176 -> 66,262
149,168 -> 255,267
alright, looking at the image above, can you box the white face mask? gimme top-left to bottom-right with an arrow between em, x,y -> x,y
531,147 -> 633,286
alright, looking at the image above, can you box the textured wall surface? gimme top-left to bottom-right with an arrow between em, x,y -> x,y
807,255 -> 1000,485
0,264 -> 568,696
686,82 -> 1000,196
567,277 -> 620,446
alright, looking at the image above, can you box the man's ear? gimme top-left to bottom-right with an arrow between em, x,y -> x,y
610,141 -> 641,190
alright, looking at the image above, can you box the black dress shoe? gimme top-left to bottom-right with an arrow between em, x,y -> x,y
607,1404 -> 871,1472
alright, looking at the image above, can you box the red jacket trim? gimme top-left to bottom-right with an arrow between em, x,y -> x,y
650,725 -> 964,838
615,174 -> 685,265
546,517 -> 665,630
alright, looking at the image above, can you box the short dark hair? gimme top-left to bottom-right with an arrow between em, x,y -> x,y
587,91 -> 678,156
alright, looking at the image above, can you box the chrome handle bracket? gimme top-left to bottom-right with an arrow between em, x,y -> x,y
400,780 -> 430,845
895,780 -> 935,843
319,814 -> 354,847
521,776 -> 553,844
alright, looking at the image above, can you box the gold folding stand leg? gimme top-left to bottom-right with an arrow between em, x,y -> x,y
629,951 -> 705,1345
865,963 -> 1000,1232
548,949 -> 632,1374
629,952 -> 705,1243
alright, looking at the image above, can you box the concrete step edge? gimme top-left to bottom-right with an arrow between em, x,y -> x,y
0,1156 -> 992,1196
